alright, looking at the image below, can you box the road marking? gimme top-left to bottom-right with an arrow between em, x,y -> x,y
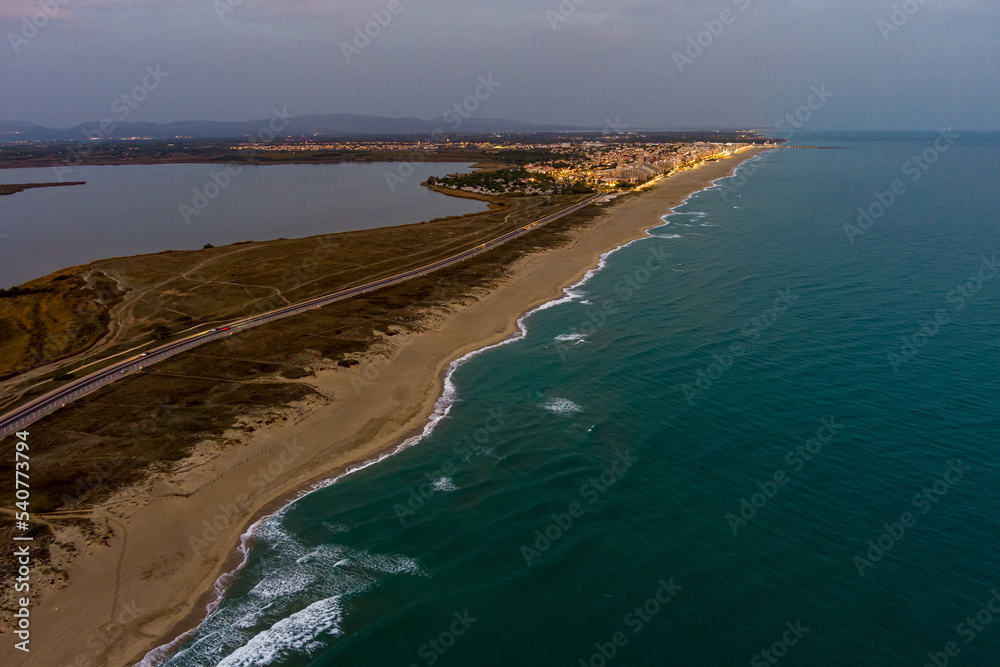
0,195 -> 599,436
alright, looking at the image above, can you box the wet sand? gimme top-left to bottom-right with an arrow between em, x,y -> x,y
9,148 -> 767,667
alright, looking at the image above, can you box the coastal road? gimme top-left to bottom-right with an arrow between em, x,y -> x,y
0,194 -> 603,438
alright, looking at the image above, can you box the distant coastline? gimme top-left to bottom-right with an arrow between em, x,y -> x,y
0,181 -> 84,196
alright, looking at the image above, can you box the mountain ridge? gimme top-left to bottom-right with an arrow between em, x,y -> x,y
0,113 -> 591,141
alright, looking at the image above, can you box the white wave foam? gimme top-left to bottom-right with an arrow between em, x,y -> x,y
542,398 -> 584,415
554,332 -> 588,343
137,148 -> 780,667
432,476 -> 457,492
139,514 -> 420,667
733,153 -> 768,175
323,522 -> 350,533
347,551 -> 424,575
134,513 -> 272,667
580,299 -> 594,305
216,596 -> 344,667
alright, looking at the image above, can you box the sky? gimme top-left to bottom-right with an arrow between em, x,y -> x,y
2,0 -> 999,131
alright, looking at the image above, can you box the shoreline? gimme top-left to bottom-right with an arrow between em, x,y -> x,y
0,154 -> 499,172
11,147 -> 769,667
0,181 -> 85,196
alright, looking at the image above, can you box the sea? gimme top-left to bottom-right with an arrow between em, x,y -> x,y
142,132 -> 1000,667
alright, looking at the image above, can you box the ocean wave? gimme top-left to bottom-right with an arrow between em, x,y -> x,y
139,514 -> 421,667
542,398 -> 584,415
732,153 -> 768,175
138,149 -> 779,667
554,332 -> 589,343
215,596 -> 344,667
323,522 -> 350,533
432,476 -> 457,492
347,551 -> 423,575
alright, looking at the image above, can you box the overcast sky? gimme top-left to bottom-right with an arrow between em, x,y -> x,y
2,0 -> 998,130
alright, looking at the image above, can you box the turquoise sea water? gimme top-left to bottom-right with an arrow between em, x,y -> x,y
145,133 -> 1000,667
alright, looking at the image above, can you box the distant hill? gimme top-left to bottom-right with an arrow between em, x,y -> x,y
0,114 -> 589,141
0,121 -> 68,141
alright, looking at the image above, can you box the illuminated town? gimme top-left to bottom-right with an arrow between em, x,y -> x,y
239,138 -> 768,192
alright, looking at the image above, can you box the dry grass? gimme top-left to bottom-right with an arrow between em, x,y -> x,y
0,195 -> 622,513
0,194 -> 577,400
0,271 -> 123,379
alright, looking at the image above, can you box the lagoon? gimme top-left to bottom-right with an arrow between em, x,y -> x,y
0,161 -> 486,287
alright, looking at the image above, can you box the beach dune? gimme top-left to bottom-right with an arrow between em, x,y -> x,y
7,148 -> 767,667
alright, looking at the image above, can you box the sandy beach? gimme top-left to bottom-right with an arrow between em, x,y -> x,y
8,147 -> 767,667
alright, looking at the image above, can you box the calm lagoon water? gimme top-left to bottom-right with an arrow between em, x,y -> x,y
0,162 -> 486,287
